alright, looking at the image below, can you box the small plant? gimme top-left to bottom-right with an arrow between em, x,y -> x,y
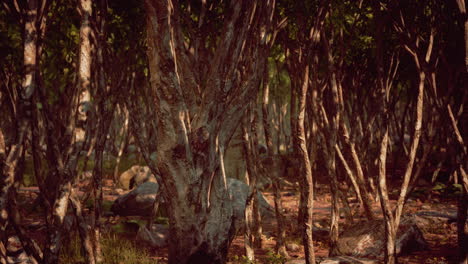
232,255 -> 257,264
60,232 -> 156,264
265,250 -> 287,264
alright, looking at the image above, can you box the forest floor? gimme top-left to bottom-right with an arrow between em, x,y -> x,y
15,179 -> 460,264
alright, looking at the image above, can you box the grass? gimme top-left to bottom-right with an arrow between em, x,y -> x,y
60,232 -> 156,264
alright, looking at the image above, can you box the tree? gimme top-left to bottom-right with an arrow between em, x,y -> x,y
136,0 -> 275,263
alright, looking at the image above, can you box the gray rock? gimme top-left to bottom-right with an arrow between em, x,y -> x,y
111,178 -> 274,228
330,217 -> 428,258
118,165 -> 156,190
228,178 -> 274,232
286,257 -> 378,264
136,224 -> 169,248
286,243 -> 300,252
111,182 -> 159,216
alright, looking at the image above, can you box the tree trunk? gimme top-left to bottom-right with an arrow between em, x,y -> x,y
113,105 -> 129,182
262,51 -> 288,257
322,31 -> 340,253
143,0 -> 273,263
0,1 -> 38,262
241,114 -> 257,261
293,53 -> 315,264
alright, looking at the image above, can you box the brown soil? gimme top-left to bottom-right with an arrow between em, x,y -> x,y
14,179 -> 460,264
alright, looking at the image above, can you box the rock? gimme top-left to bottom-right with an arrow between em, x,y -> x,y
111,182 -> 159,216
319,256 -> 378,264
330,217 -> 428,258
228,178 -> 274,232
111,178 -> 274,229
136,225 -> 169,248
415,210 -> 458,224
286,257 -> 378,264
118,165 -> 156,190
286,243 -> 300,252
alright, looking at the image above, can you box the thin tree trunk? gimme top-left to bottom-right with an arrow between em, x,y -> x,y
294,58 -> 315,264
241,114 -> 257,261
377,130 -> 397,264
262,53 -> 288,257
0,1 -> 38,262
323,31 -> 340,253
69,190 -> 95,264
113,105 -> 129,182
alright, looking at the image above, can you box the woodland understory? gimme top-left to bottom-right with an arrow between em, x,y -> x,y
0,0 -> 467,264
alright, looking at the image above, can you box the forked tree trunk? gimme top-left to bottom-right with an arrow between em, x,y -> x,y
43,0 -> 93,262
143,1 -> 274,263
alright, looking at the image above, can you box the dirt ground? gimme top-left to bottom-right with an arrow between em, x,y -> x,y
15,179 -> 460,264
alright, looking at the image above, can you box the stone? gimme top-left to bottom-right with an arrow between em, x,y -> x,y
118,165 -> 156,190
136,225 -> 169,248
111,182 -> 159,216
228,178 -> 274,232
111,178 -> 274,229
330,216 -> 428,258
285,257 -> 378,264
286,242 -> 300,252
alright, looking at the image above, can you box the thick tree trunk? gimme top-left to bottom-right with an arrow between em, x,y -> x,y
143,0 -> 273,263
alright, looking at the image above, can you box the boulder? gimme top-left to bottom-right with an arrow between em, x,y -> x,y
111,178 -> 274,225
286,257 -> 378,264
111,182 -> 159,216
118,165 -> 156,190
136,224 -> 169,248
330,216 -> 428,258
228,178 -> 274,232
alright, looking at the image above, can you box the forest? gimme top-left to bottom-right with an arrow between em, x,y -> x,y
0,0 -> 467,264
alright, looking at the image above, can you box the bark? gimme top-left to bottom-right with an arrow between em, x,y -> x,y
69,190 -> 95,264
143,0 -> 274,263
377,130 -> 397,264
43,0 -> 93,262
262,44 -> 288,257
241,114 -> 257,261
456,0 -> 468,72
322,30 -> 340,253
0,1 -> 38,262
113,105 -> 129,182
293,53 -> 315,264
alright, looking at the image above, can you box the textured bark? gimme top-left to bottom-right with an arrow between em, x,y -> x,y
292,53 -> 315,264
113,105 -> 129,182
0,1 -> 38,263
322,30 -> 340,253
69,190 -> 95,264
338,123 -> 375,220
43,0 -> 93,262
142,1 -> 274,263
376,129 -> 397,264
241,115 -> 257,261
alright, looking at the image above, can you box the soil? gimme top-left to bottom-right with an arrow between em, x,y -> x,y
14,178 -> 460,264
